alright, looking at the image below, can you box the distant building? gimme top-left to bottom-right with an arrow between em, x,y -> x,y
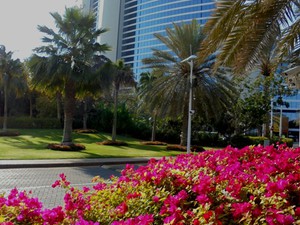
83,0 -> 216,79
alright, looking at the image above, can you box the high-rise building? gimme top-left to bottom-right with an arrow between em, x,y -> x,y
120,0 -> 215,77
83,0 -> 216,78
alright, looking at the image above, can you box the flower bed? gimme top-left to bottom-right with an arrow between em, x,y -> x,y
1,144 -> 300,224
47,143 -> 86,151
96,140 -> 128,146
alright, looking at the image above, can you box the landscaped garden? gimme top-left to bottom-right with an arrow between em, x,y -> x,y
0,0 -> 299,224
1,143 -> 300,224
0,129 -> 184,160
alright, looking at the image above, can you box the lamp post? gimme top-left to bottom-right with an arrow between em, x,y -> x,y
181,55 -> 197,153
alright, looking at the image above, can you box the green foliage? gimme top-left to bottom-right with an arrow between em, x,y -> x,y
230,135 -> 294,148
35,95 -> 57,118
0,117 -> 61,129
270,136 -> 294,147
193,131 -> 225,147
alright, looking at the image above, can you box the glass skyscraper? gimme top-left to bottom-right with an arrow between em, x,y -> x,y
120,0 -> 216,77
83,0 -> 216,78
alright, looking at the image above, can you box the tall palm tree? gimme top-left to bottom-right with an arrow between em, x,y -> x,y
110,59 -> 136,142
201,0 -> 300,73
28,7 -> 110,145
142,20 -> 238,146
0,45 -> 26,132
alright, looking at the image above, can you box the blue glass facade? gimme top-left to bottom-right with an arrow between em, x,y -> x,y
120,0 -> 216,77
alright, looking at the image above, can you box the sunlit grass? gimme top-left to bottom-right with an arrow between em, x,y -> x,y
0,129 -> 184,160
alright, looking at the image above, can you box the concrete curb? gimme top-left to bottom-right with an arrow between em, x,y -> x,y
0,157 -> 160,169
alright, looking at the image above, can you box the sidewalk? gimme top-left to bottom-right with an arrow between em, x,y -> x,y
0,157 -> 161,169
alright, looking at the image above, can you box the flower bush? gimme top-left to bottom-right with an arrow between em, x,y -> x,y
1,144 -> 300,224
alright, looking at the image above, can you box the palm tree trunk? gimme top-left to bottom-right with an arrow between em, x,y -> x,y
112,86 -> 119,142
151,113 -> 157,142
56,92 -> 62,120
83,98 -> 88,130
62,80 -> 75,145
3,77 -> 8,132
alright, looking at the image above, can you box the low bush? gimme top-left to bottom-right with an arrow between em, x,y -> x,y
47,143 -> 86,151
230,135 -> 294,148
1,144 -> 300,224
0,117 -> 61,129
270,136 -> 294,147
166,144 -> 186,151
96,140 -> 128,146
74,129 -> 98,134
141,141 -> 167,146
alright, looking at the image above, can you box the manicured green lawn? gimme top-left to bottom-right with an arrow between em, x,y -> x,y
0,129 -> 184,160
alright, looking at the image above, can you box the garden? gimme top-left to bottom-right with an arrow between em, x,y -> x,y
1,143 -> 300,224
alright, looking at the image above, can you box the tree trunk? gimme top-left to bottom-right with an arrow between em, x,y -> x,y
83,98 -> 88,130
56,92 -> 62,120
3,76 -> 8,132
112,85 -> 119,142
151,113 -> 157,142
62,80 -> 75,145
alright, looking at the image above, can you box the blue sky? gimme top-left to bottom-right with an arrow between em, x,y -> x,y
0,0 -> 81,61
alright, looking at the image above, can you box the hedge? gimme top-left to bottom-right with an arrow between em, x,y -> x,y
0,117 -> 61,129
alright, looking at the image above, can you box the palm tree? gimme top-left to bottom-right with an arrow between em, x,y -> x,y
138,71 -> 161,142
0,45 -> 26,132
76,55 -> 111,130
110,59 -> 136,142
28,7 -> 110,145
142,19 -> 238,146
201,0 -> 300,73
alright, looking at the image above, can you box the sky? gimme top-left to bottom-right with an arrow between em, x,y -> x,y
0,0 -> 81,61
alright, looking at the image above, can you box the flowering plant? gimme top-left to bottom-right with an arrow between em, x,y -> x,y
1,144 -> 300,224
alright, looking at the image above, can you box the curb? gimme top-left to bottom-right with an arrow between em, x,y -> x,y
0,158 -> 156,169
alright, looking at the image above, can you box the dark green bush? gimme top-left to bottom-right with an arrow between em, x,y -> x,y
270,136 -> 294,147
230,135 -> 294,148
193,131 -> 221,147
0,117 -> 61,129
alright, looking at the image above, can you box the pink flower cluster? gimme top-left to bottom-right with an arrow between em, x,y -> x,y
1,144 -> 300,224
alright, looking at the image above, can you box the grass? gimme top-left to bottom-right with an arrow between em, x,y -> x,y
0,129 -> 186,160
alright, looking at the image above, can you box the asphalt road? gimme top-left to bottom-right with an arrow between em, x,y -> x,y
0,165 -> 130,209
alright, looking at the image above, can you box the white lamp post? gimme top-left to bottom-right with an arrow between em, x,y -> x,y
181,55 -> 197,153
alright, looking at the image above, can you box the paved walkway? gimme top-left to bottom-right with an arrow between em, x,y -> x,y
0,157 -> 161,169
0,157 -> 160,208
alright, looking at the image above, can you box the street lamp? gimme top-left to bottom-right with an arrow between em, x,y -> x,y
181,55 -> 197,153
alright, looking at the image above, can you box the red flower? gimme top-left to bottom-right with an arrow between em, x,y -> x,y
203,211 -> 213,222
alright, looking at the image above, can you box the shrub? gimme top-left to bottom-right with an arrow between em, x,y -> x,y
0,117 -> 61,129
1,144 -> 300,224
74,129 -> 98,134
141,141 -> 167,146
270,136 -> 294,147
166,144 -> 186,151
96,140 -> 128,146
47,143 -> 86,151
